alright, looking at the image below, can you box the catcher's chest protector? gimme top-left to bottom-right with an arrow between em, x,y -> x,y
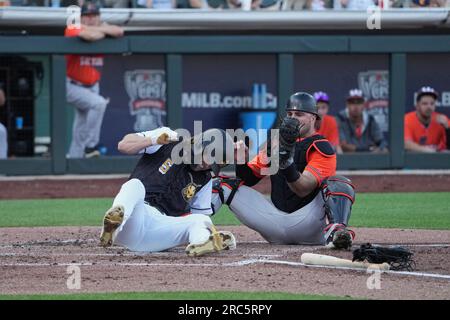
321,176 -> 355,226
271,134 -> 332,213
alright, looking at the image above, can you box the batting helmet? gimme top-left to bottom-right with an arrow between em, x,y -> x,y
286,92 -> 321,119
191,128 -> 234,176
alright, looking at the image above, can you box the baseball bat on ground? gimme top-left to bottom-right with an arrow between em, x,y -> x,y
301,253 -> 390,271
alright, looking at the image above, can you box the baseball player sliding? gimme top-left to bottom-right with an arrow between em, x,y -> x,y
100,127 -> 236,257
212,92 -> 356,249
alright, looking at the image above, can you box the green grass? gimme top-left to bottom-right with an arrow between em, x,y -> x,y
0,192 -> 449,229
0,291 -> 350,300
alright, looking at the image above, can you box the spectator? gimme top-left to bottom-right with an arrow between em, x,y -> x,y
206,0 -> 261,9
313,91 -> 343,153
103,0 -> 131,7
310,0 -> 334,9
333,0 -> 375,9
408,0 -> 447,7
61,0 -> 88,7
136,0 -> 177,8
229,0 -> 261,8
0,82 -> 7,159
281,0 -> 312,10
259,0 -> 281,9
337,88 -> 387,153
65,2 -> 123,158
434,112 -> 450,150
176,0 -> 206,8
404,86 -> 447,153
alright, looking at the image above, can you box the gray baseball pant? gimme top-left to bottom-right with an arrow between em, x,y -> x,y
66,78 -> 108,158
0,122 -> 7,159
212,183 -> 327,245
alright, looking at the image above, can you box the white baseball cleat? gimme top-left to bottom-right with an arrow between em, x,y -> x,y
100,205 -> 125,247
185,229 -> 236,257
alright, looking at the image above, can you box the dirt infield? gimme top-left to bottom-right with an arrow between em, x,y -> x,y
0,226 -> 449,299
1,174 -> 449,299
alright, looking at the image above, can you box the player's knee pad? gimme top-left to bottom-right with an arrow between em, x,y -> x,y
321,175 -> 355,226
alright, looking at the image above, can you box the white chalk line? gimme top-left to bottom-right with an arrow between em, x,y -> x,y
0,252 -> 282,258
1,257 -> 449,281
0,238 -> 448,248
259,259 -> 450,280
0,261 -> 261,268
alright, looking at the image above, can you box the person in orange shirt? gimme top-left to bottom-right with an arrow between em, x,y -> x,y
313,91 -> 343,154
433,112 -> 450,150
404,86 -> 447,153
211,92 -> 356,250
65,2 -> 123,158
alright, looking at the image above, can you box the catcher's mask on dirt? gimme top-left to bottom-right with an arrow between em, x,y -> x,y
190,128 -> 234,176
321,176 -> 355,226
286,92 -> 321,120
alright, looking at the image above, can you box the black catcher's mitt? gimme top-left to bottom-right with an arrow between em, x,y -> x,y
278,117 -> 303,169
352,243 -> 415,271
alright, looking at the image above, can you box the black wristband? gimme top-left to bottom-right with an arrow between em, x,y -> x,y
279,162 -> 300,183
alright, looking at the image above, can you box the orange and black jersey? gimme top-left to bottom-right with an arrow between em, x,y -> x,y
236,134 -> 336,213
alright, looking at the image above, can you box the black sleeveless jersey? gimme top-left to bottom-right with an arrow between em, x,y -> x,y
270,134 -> 335,213
129,143 -> 212,217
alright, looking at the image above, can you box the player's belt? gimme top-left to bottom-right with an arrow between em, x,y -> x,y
70,79 -> 97,88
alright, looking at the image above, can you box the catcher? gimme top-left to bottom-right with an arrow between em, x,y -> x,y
100,127 -> 236,257
213,92 -> 356,249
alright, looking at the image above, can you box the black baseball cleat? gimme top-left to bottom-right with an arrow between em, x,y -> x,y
100,205 -> 125,247
84,146 -> 101,158
324,223 -> 355,250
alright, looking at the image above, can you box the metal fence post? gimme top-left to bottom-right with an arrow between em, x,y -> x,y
389,53 -> 406,168
50,55 -> 67,174
277,54 -> 294,118
166,54 -> 183,129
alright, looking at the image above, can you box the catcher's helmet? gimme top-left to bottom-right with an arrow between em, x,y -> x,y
191,128 -> 234,176
285,92 -> 321,119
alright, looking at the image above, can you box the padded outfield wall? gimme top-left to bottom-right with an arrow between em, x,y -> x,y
0,9 -> 450,174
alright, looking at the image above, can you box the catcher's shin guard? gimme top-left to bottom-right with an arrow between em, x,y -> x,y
322,176 -> 356,249
100,205 -> 125,247
185,226 -> 236,257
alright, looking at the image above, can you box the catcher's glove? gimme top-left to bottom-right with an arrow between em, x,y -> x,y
278,117 -> 303,169
352,243 -> 415,271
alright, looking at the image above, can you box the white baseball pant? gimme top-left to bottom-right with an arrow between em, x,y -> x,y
111,179 -> 213,252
